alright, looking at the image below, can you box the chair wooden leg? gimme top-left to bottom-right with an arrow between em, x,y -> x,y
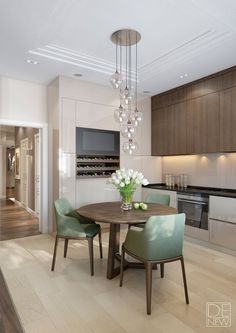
51,235 -> 59,271
98,229 -> 103,259
145,262 -> 152,315
64,239 -> 69,258
88,237 -> 94,276
160,263 -> 164,278
180,257 -> 189,304
119,246 -> 125,287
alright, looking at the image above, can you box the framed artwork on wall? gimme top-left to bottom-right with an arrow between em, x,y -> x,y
15,148 -> 20,179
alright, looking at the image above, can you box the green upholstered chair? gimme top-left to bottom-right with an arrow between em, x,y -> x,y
129,193 -> 171,229
120,213 -> 189,315
51,198 -> 103,276
146,193 -> 170,206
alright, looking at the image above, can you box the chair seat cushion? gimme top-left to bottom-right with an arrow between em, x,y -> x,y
67,210 -> 95,225
58,219 -> 100,238
83,223 -> 100,237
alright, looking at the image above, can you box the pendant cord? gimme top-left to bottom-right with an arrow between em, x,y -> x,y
125,31 -> 127,88
120,41 -> 122,80
135,32 -> 138,109
129,31 -> 131,97
115,34 -> 118,72
119,41 -> 122,106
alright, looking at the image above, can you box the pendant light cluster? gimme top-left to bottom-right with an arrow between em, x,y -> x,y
110,29 -> 143,155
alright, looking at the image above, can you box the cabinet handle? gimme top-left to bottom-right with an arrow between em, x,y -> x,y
178,199 -> 207,205
210,218 -> 236,226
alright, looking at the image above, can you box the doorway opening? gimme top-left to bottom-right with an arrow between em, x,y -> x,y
0,125 -> 41,240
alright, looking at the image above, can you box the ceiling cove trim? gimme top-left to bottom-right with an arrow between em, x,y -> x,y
29,45 -> 112,75
28,44 -> 136,79
140,29 -> 234,82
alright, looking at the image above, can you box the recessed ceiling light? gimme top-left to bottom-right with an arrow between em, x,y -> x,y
74,73 -> 83,77
180,73 -> 188,79
143,90 -> 150,94
25,59 -> 38,65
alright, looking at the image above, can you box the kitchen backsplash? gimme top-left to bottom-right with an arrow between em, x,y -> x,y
162,153 -> 236,189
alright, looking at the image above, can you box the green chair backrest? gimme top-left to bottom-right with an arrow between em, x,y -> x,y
145,193 -> 170,206
54,198 -> 73,229
143,213 -> 185,260
54,198 -> 72,217
54,198 -> 86,237
125,213 -> 185,261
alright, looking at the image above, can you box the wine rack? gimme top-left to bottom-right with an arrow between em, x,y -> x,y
76,155 -> 120,179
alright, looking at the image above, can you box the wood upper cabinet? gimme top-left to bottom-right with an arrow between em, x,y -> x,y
152,101 -> 187,155
152,106 -> 168,155
172,101 -> 187,154
151,66 -> 236,156
187,92 -> 220,154
220,87 -> 236,151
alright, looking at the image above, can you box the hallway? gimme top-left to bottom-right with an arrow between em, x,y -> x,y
0,198 -> 39,241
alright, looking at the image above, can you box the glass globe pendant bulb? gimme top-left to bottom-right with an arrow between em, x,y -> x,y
110,70 -> 122,89
121,120 -> 136,138
123,139 -> 138,155
114,104 -> 128,123
120,87 -> 131,105
132,108 -> 143,127
120,86 -> 133,105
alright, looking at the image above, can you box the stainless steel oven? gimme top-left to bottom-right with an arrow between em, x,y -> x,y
177,194 -> 209,230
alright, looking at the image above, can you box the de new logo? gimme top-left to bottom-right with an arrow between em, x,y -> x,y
206,302 -> 231,327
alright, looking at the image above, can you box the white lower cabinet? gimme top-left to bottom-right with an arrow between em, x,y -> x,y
209,195 -> 236,251
185,225 -> 209,241
142,188 -> 177,208
209,219 -> 236,251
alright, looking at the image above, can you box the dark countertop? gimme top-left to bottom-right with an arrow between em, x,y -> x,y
143,183 -> 236,198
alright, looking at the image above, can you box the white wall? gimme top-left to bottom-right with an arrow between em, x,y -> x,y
0,144 -> 6,199
0,129 -> 7,198
52,76 -> 162,210
162,153 -> 236,189
0,76 -> 47,124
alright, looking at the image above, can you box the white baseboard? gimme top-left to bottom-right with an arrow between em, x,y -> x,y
27,207 -> 37,216
12,199 -> 37,217
185,236 -> 236,257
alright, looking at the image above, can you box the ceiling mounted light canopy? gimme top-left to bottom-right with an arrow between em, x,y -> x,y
110,29 -> 142,155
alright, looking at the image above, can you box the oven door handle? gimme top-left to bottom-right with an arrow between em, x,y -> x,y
178,198 -> 207,205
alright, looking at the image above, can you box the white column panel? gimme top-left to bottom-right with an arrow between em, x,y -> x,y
61,98 -> 76,153
76,178 -> 120,208
0,145 -> 4,198
60,153 -> 76,208
76,101 -> 120,131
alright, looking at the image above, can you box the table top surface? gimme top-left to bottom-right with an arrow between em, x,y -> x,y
77,201 -> 177,224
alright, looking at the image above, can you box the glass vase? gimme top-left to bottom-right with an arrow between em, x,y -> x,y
120,189 -> 134,210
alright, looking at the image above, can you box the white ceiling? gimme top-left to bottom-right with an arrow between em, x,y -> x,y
0,0 -> 236,95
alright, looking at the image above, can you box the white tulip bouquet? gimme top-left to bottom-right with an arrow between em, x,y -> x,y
109,168 -> 149,210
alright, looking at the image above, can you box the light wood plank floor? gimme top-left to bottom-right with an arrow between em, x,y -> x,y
0,199 -> 39,241
0,231 -> 235,333
0,268 -> 24,333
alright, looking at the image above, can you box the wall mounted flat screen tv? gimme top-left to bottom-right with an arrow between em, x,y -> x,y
76,127 -> 120,156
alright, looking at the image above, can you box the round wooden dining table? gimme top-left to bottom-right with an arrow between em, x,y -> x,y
77,201 -> 177,279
